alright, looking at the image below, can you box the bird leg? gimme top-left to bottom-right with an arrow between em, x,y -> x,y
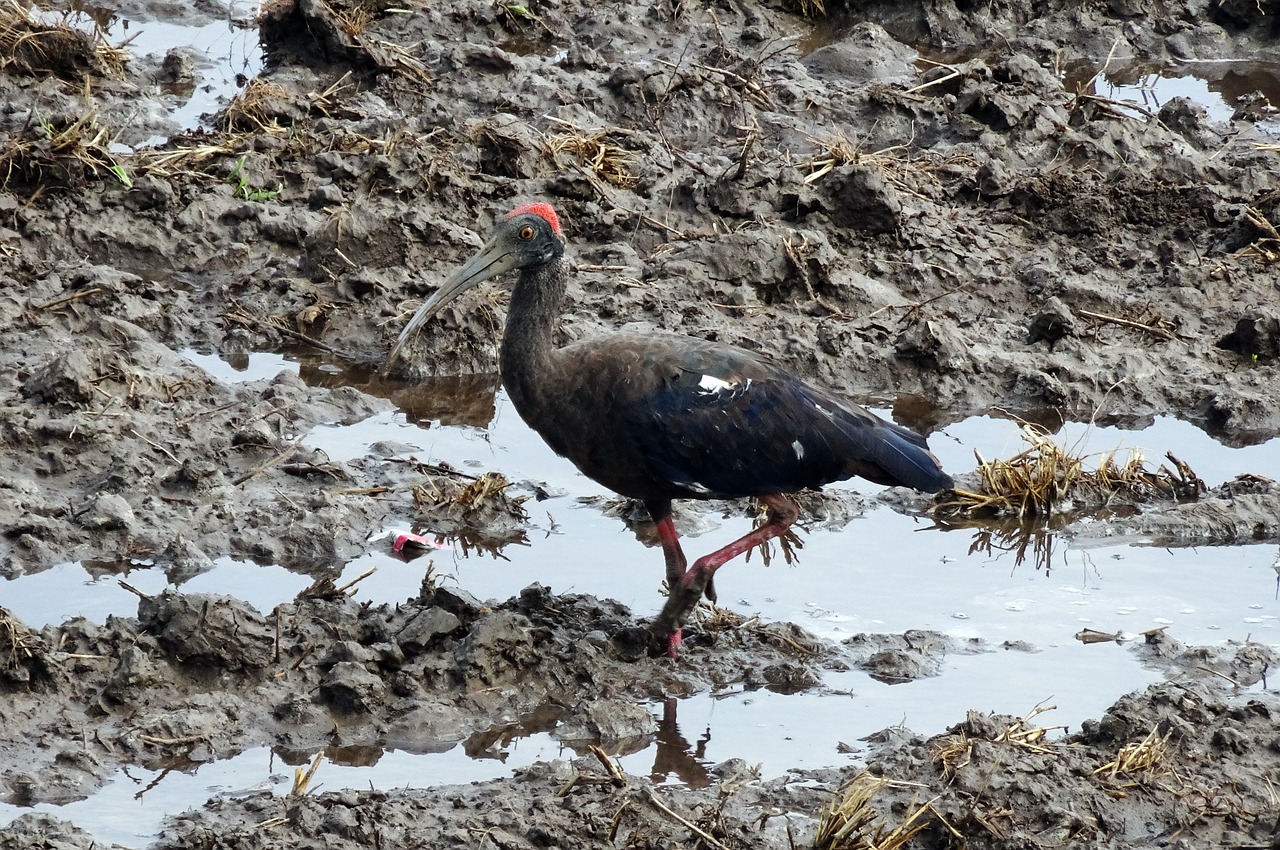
648,502 -> 703,656
650,494 -> 799,655
652,514 -> 716,603
652,514 -> 687,588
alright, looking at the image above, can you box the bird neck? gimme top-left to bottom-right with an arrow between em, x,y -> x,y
499,258 -> 568,411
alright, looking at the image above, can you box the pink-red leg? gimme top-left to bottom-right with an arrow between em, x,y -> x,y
653,512 -> 693,656
653,514 -> 687,588
651,494 -> 800,656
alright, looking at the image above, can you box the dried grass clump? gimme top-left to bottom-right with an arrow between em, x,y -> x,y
1093,726 -> 1173,782
1236,204 -> 1280,265
1,609 -> 40,670
131,141 -> 244,179
334,2 -> 374,36
937,424 -> 1205,520
792,0 -> 826,17
0,86 -> 127,192
815,772 -> 937,850
0,0 -> 127,78
934,704 -> 1064,779
222,79 -> 291,134
413,468 -> 529,522
545,119 -> 638,188
802,130 -> 919,185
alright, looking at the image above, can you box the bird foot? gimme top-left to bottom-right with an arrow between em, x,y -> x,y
609,624 -> 681,661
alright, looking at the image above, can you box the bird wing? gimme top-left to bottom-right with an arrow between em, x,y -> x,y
604,337 -> 952,498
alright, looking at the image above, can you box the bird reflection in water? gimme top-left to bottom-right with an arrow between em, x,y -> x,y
649,697 -> 712,789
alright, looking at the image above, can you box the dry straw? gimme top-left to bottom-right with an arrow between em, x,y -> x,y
545,117 -> 638,188
937,423 -> 1204,520
0,0 -> 128,78
814,772 -> 940,850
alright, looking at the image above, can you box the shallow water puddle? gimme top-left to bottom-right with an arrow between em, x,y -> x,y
3,351 -> 1277,843
1061,59 -> 1280,127
0,648 -> 1169,845
802,16 -> 1279,130
36,0 -> 264,147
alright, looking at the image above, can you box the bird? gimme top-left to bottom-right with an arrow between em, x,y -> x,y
388,202 -> 953,656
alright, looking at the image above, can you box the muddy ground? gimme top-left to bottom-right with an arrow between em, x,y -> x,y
2,0 -> 1280,846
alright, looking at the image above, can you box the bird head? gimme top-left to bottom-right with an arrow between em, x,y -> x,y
388,203 -> 565,364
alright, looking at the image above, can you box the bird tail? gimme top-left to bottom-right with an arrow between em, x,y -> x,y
820,398 -> 953,494
863,418 -> 954,493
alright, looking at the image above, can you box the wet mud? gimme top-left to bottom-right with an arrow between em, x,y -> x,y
2,0 -> 1280,846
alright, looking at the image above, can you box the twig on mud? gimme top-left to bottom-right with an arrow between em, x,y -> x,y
607,801 -> 631,842
138,733 -> 209,747
815,773 -> 938,850
176,401 -> 241,429
232,433 -> 308,486
1195,666 -> 1242,687
290,752 -> 324,796
1243,204 -> 1280,241
863,282 -> 969,323
1075,308 -> 1175,341
332,247 -> 358,269
801,121 -> 924,186
590,745 -> 628,787
225,301 -> 358,359
34,287 -> 102,310
290,645 -> 314,671
413,461 -> 482,482
902,59 -> 962,96
732,123 -> 757,180
577,264 -> 629,272
117,580 -> 153,600
129,428 -> 179,463
334,566 -> 376,595
643,787 -> 735,850
1092,725 -> 1173,783
307,70 -> 355,115
782,232 -> 852,319
544,116 -> 639,188
271,322 -> 355,358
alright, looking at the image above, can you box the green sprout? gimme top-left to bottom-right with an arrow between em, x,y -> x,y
227,155 -> 280,202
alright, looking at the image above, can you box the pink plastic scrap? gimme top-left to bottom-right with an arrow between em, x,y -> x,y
390,530 -> 451,553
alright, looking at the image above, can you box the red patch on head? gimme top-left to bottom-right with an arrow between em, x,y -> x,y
506,202 -> 562,235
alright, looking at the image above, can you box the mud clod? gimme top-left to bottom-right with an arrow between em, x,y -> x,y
1218,308 -> 1280,362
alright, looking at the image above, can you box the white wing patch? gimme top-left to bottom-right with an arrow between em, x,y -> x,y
791,439 -> 805,460
698,374 -> 736,393
697,374 -> 753,396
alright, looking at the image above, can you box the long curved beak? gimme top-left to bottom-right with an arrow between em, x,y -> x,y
387,236 -> 521,365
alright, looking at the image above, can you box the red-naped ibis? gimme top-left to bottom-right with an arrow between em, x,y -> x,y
389,202 -> 953,655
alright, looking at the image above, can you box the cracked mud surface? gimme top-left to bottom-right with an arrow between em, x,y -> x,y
2,0 -> 1280,846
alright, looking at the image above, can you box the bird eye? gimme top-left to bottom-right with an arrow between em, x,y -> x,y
519,226 -> 534,240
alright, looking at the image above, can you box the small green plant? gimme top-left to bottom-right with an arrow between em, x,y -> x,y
496,0 -> 534,21
109,163 -> 132,187
226,155 -> 279,202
